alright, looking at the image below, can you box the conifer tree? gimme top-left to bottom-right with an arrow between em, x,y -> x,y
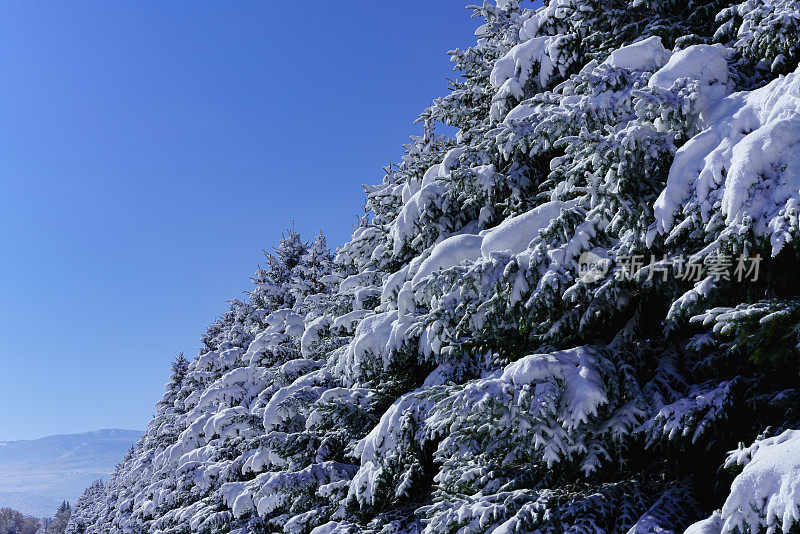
68,1 -> 800,533
46,502 -> 71,534
291,231 -> 335,302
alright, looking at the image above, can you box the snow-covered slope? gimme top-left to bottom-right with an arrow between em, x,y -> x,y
67,0 -> 800,533
0,429 -> 141,517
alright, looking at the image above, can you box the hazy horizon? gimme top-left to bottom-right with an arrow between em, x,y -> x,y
0,428 -> 143,444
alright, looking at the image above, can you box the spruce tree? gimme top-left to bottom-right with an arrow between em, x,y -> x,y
46,502 -> 71,534
68,1 -> 800,533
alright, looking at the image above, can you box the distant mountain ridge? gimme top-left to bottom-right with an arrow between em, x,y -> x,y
0,429 -> 141,518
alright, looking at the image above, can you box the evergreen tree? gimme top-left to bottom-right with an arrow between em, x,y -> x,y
65,481 -> 104,534
67,1 -> 800,533
291,232 -> 334,299
46,502 -> 70,534
252,224 -> 309,311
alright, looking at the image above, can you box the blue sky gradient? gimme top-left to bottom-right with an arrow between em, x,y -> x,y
0,1 -> 480,440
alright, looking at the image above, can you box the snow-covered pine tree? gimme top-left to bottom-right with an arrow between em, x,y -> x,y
66,481 -> 105,534
291,231 -> 336,317
47,501 -> 71,534
252,225 -> 309,311
69,1 -> 800,533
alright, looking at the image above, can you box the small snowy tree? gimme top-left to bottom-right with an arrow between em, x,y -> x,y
291,231 -> 335,312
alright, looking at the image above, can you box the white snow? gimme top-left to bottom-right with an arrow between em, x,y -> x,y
410,234 -> 483,285
348,392 -> 433,507
390,181 -> 448,253
648,44 -> 731,93
380,264 -> 409,307
649,44 -> 732,122
339,272 -> 380,293
300,315 -> 332,358
480,201 -> 571,256
401,162 -> 444,203
503,101 -> 541,123
685,512 -> 724,534
518,0 -> 576,42
499,347 -> 608,431
421,163 -> 442,188
319,274 -> 341,285
693,430 -> 800,534
262,370 -> 327,431
490,37 -> 557,92
655,63 -> 800,255
604,36 -> 672,71
425,346 -> 611,474
220,482 -> 253,518
333,311 -> 397,383
331,309 -> 373,334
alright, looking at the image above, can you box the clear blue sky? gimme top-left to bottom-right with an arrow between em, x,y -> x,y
0,1 -> 480,440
